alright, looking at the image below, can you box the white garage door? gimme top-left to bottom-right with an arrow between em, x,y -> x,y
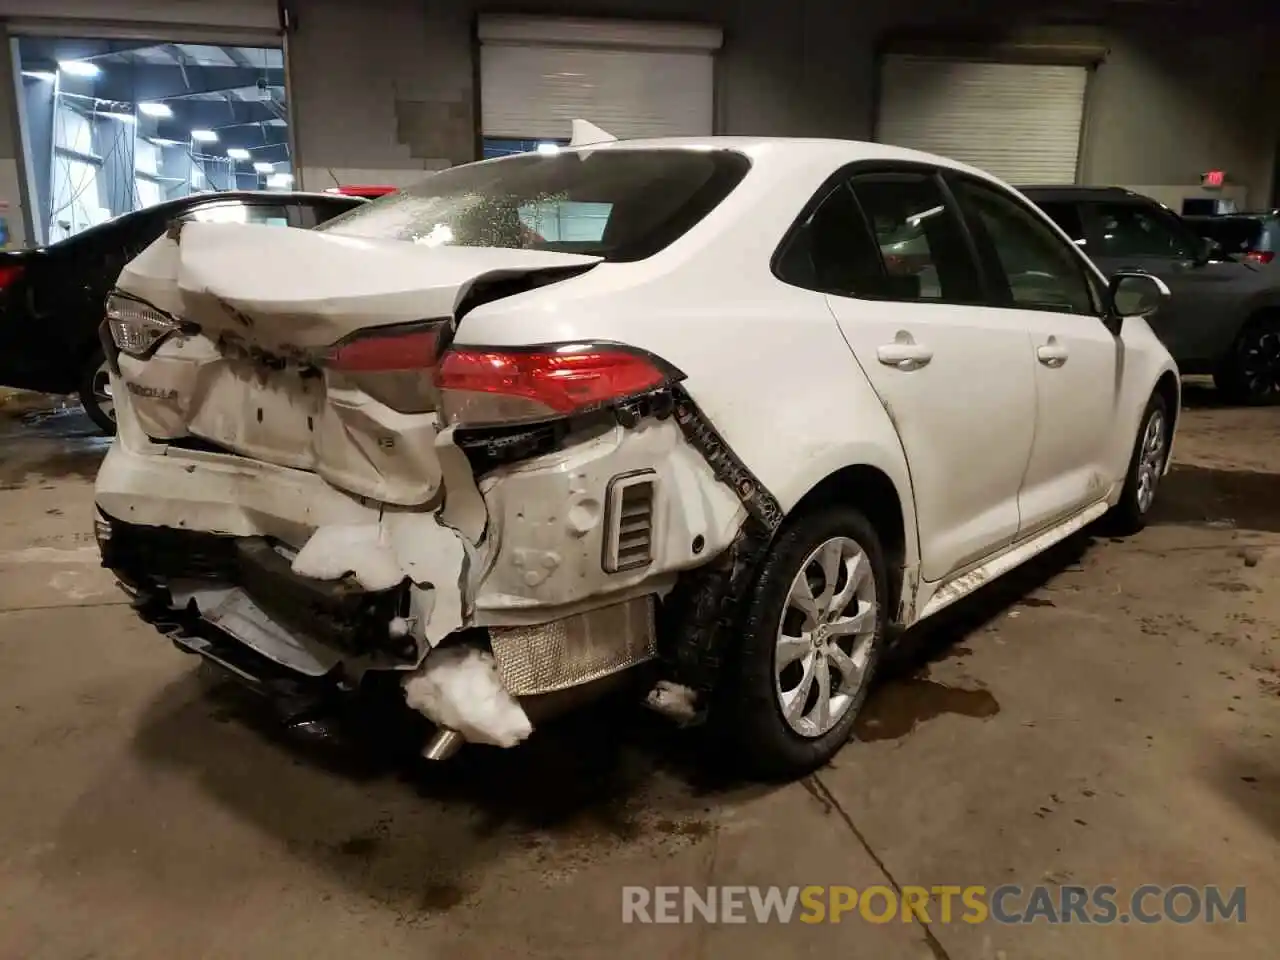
478,16 -> 721,141
877,56 -> 1088,184
0,0 -> 280,31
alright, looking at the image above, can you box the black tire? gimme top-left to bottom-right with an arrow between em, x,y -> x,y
1105,392 -> 1169,535
1213,314 -> 1280,406
713,505 -> 889,781
77,350 -> 117,436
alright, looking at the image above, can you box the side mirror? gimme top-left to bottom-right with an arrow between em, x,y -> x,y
1200,236 -> 1225,262
1107,271 -> 1171,330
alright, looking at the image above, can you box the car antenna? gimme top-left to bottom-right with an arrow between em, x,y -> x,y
569,119 -> 617,147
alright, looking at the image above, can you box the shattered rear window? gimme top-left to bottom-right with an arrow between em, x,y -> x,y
314,148 -> 751,261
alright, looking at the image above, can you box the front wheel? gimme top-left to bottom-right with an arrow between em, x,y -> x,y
1106,392 -> 1169,535
78,352 -> 117,436
1213,315 -> 1280,405
715,505 -> 889,780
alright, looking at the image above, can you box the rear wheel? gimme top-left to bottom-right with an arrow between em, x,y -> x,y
78,352 -> 117,435
1214,314 -> 1280,405
715,505 -> 888,780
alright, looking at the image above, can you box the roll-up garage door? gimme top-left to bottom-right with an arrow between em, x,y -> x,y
478,16 -> 721,140
877,56 -> 1088,184
0,0 -> 281,32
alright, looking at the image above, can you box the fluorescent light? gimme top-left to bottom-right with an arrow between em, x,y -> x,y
536,142 -> 560,155
100,112 -> 136,124
265,172 -> 294,188
226,148 -> 251,160
253,161 -> 274,173
138,102 -> 172,118
58,60 -> 100,78
190,129 -> 218,143
149,137 -> 182,147
22,70 -> 56,83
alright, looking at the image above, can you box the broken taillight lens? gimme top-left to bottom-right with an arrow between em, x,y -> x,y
106,292 -> 180,358
325,321 -> 446,414
434,342 -> 683,428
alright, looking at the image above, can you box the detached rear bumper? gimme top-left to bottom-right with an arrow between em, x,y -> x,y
96,510 -> 413,663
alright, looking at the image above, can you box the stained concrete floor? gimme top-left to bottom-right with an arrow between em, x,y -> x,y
1,382 -> 1278,959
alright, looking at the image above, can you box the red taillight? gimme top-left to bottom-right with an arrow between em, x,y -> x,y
1245,250 -> 1275,265
435,343 -> 681,427
328,326 -> 441,372
324,323 -> 445,413
0,264 -> 24,289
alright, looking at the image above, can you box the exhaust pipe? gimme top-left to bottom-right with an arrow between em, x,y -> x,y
422,726 -> 465,761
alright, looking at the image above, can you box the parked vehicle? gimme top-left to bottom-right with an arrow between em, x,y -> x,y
0,191 -> 366,433
1023,186 -> 1280,404
1184,211 -> 1280,266
94,137 -> 1177,780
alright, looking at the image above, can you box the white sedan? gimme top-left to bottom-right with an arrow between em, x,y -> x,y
94,133 -> 1177,780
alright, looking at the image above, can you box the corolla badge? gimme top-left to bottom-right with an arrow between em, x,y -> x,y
125,381 -> 179,401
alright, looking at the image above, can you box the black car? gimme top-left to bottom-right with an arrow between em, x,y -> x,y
0,191 -> 366,432
1022,186 -> 1280,405
1183,211 -> 1280,267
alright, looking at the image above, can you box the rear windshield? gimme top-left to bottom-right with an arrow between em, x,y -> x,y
314,148 -> 751,261
1193,217 -> 1266,254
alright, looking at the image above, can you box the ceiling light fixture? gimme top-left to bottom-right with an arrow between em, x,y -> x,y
253,161 -> 275,173
22,70 -> 57,83
190,129 -> 219,143
265,172 -> 294,189
138,102 -> 172,118
58,60 -> 100,78
226,148 -> 251,160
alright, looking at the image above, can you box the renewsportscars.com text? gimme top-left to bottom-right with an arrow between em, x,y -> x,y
621,884 -> 1246,925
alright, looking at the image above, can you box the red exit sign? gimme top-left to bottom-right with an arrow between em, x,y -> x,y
1202,170 -> 1226,188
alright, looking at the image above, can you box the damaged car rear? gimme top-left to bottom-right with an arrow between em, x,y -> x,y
94,135 -> 1180,781
95,143 -> 760,764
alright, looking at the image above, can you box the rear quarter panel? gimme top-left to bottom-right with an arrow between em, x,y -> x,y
456,255 -> 921,572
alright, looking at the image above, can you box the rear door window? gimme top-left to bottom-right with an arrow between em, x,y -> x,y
1197,218 -> 1265,255
848,172 -> 984,304
773,183 -> 885,296
1092,202 -> 1199,260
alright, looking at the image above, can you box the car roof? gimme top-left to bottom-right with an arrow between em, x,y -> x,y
521,135 -> 1018,184
1016,185 -> 1148,202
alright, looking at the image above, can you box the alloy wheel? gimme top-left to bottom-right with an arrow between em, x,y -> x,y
1135,409 -> 1166,514
775,536 -> 878,738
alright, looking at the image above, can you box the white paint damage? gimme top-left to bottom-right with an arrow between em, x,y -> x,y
402,646 -> 533,748
96,215 -> 750,753
292,524 -> 403,592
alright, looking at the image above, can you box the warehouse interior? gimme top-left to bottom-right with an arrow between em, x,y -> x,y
0,0 -> 1276,246
13,36 -> 291,244
1,1 -> 1280,958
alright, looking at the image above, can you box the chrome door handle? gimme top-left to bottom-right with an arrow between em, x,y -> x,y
1037,338 -> 1069,368
877,342 -> 933,371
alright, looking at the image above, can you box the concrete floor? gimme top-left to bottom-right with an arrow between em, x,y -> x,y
0,383 -> 1277,959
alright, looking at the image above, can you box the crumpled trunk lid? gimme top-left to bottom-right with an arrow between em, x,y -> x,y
113,221 -> 600,506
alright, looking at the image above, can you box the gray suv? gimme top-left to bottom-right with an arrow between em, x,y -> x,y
1022,186 -> 1280,405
